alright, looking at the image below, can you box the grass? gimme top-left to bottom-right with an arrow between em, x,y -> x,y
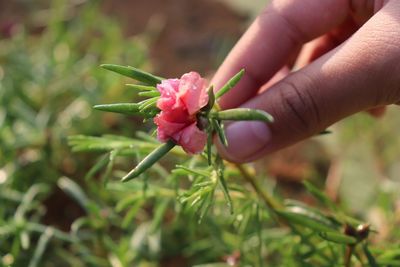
1,1 -> 400,267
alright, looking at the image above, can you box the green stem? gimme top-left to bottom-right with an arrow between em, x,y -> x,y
122,140 -> 175,182
345,245 -> 354,267
234,163 -> 281,211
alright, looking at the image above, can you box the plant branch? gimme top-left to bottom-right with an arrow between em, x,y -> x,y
234,163 -> 282,211
345,245 -> 354,267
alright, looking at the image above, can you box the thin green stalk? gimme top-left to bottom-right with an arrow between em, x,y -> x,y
122,140 -> 175,182
28,227 -> 54,267
215,69 -> 245,99
345,245 -> 355,267
234,163 -> 281,211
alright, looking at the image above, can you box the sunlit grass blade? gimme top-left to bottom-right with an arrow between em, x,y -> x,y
0,225 -> 15,236
93,103 -> 141,115
28,227 -> 54,267
284,199 -> 341,227
26,223 -> 76,243
276,207 -> 338,232
215,69 -> 244,99
175,165 -> 210,177
197,190 -> 214,223
20,231 -> 30,249
84,154 -> 109,181
68,135 -> 136,153
122,140 -> 175,182
126,84 -> 157,91
303,181 -> 337,211
68,135 -> 184,155
122,199 -> 145,228
135,131 -> 159,143
116,195 -> 142,213
14,184 -> 49,224
150,199 -> 170,233
102,149 -> 119,186
377,259 -> 400,266
319,232 -> 357,245
210,108 -> 274,122
101,64 -> 163,86
58,177 -> 91,212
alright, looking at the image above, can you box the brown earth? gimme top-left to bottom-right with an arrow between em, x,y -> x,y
101,0 -> 248,77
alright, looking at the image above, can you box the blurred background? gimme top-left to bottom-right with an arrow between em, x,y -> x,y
1,0 -> 400,266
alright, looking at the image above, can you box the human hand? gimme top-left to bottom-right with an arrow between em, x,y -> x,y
212,0 -> 400,162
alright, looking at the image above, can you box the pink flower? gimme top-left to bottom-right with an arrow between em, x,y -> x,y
154,72 -> 209,154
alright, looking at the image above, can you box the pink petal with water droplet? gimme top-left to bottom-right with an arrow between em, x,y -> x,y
179,72 -> 208,115
175,123 -> 207,154
154,114 -> 186,142
156,79 -> 180,111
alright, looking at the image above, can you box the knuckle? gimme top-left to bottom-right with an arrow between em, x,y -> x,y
350,0 -> 375,14
259,7 -> 307,48
276,74 -> 322,136
362,33 -> 400,105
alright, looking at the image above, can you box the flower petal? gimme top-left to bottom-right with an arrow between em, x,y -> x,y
154,72 -> 208,155
179,72 -> 208,115
175,123 -> 207,154
154,113 -> 186,142
156,79 -> 180,111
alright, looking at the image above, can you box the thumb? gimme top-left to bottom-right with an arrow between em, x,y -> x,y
217,3 -> 400,162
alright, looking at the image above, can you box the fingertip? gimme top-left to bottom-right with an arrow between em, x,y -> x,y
214,121 -> 272,163
214,137 -> 244,163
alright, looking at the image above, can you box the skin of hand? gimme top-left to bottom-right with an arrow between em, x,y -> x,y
212,0 -> 400,163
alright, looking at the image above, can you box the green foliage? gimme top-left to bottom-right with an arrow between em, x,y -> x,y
94,63 -> 274,179
101,64 -> 164,86
210,108 -> 274,122
122,140 -> 176,182
215,69 -> 244,99
1,1 -> 400,267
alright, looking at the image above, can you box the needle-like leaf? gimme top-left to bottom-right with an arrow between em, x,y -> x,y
319,232 -> 357,245
202,86 -> 215,113
138,97 -> 159,112
126,84 -> 157,91
138,91 -> 160,97
363,244 -> 379,267
101,64 -> 163,86
215,156 -> 233,214
276,206 -> 338,232
206,131 -> 212,166
122,140 -> 175,182
93,103 -> 140,115
210,108 -> 274,123
215,69 -> 245,99
211,119 -> 228,146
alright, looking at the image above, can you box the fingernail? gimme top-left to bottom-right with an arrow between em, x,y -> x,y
222,121 -> 271,162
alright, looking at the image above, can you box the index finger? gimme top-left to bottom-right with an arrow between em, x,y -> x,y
212,0 -> 349,109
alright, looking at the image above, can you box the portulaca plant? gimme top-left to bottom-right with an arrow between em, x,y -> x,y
93,65 -> 273,182
68,64 -> 382,267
